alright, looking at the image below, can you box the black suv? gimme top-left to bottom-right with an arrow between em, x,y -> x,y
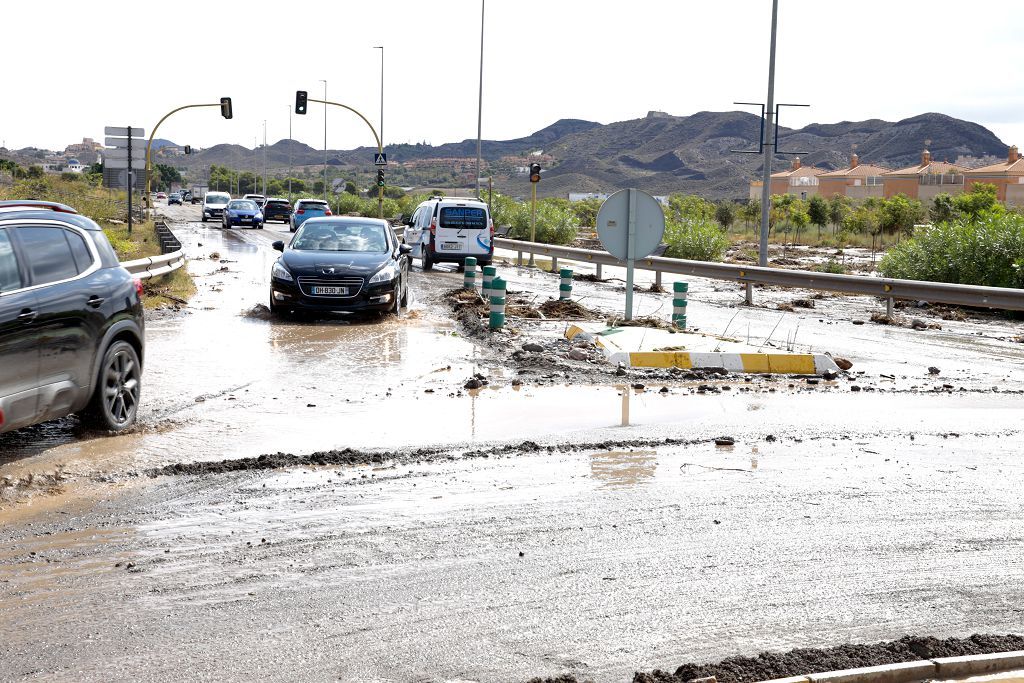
263,198 -> 292,223
0,201 -> 145,434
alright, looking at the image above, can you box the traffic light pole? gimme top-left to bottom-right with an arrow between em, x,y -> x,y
307,98 -> 384,219
528,182 -> 537,267
145,101 -> 230,213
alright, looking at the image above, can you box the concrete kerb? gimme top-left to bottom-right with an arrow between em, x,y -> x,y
565,323 -> 840,375
749,651 -> 1024,683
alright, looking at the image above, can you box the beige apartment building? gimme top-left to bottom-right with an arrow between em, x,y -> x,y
748,157 -> 826,201
963,145 -> 1024,206
817,154 -> 890,199
881,150 -> 965,202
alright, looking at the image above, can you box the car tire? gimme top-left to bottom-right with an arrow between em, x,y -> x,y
400,280 -> 409,308
390,281 -> 402,315
269,293 -> 285,317
202,215 -> 207,222
82,340 -> 141,432
456,263 -> 465,273
422,252 -> 433,271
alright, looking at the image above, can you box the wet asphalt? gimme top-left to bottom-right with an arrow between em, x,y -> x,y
2,204 -> 1024,682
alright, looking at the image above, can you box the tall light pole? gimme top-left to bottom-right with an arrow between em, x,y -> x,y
374,46 -> 384,152
262,119 -> 267,195
758,0 -> 779,272
475,0 -> 485,199
253,136 -> 258,196
320,79 -> 328,201
286,105 -> 292,200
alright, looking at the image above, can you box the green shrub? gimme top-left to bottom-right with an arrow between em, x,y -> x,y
813,259 -> 848,274
663,215 -> 729,261
879,213 -> 1024,288
498,196 -> 578,245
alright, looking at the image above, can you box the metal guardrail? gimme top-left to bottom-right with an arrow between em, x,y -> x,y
121,221 -> 184,281
493,237 -> 1024,312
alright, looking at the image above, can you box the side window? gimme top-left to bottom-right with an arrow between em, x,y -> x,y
66,230 -> 94,274
0,229 -> 21,292
15,227 -> 78,286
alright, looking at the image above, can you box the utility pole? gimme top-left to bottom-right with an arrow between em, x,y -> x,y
253,136 -> 257,196
758,0 -> 779,275
374,46 -> 384,151
287,105 -> 292,201
320,79 -> 328,201
475,0 -> 485,199
262,120 -> 267,195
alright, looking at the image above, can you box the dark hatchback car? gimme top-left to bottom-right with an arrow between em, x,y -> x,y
270,217 -> 411,316
263,198 -> 292,223
0,201 -> 145,434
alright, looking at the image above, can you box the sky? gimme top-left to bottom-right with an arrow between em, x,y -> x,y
2,0 -> 1023,157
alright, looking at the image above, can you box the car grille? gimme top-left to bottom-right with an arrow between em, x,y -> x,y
297,276 -> 364,297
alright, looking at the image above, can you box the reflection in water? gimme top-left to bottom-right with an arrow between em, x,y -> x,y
589,450 -> 657,489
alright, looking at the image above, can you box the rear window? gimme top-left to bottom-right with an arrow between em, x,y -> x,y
300,202 -> 329,212
0,229 -> 20,291
439,206 -> 487,230
267,201 -> 290,208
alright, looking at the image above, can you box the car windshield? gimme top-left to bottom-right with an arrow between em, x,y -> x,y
292,223 -> 388,253
207,194 -> 229,203
229,200 -> 257,210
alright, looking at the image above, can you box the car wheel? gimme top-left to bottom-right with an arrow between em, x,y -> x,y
400,280 -> 409,308
456,263 -> 465,273
390,281 -> 402,315
269,293 -> 286,317
201,215 -> 207,222
422,252 -> 433,271
83,340 -> 141,432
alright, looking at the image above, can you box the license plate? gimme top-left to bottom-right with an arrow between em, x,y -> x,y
440,242 -> 462,250
241,217 -> 251,222
311,286 -> 348,295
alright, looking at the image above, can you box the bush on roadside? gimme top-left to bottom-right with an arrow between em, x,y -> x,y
500,196 -> 579,245
662,215 -> 729,261
879,212 -> 1024,288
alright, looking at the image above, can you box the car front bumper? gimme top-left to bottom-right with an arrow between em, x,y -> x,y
271,276 -> 398,312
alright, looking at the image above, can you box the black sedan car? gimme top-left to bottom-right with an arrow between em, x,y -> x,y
270,217 -> 411,316
263,198 -> 292,223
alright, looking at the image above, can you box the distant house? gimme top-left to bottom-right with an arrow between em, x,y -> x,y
64,158 -> 86,173
817,154 -> 890,199
963,145 -> 1024,206
568,192 -> 609,202
882,150 -> 965,202
749,157 -> 826,201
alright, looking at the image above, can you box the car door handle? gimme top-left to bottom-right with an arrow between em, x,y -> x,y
17,309 -> 36,323
87,296 -> 105,308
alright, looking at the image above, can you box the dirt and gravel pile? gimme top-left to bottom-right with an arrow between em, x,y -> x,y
539,299 -> 601,319
625,634 -> 1024,683
606,316 -> 679,331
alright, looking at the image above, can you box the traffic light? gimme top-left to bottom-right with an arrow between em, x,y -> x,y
220,97 -> 233,119
529,163 -> 541,183
184,145 -> 191,155
295,91 -> 308,115
376,169 -> 385,188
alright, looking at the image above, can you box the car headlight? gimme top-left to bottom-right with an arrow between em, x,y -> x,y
369,263 -> 399,284
255,213 -> 263,220
271,261 -> 293,282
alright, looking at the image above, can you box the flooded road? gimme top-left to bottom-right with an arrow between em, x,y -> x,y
2,204 -> 1024,682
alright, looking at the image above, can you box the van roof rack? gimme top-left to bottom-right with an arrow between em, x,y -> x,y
430,195 -> 484,202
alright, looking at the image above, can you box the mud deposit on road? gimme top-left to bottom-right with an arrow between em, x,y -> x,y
151,436 -> 708,476
632,634 -> 1024,683
533,634 -> 1024,683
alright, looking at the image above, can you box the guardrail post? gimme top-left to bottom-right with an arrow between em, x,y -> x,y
482,265 -> 496,302
595,263 -> 603,280
655,270 -> 663,288
673,282 -> 688,329
551,256 -> 558,273
489,277 -> 506,330
886,296 -> 894,317
517,250 -> 523,266
559,268 -> 573,300
463,256 -> 477,290
745,282 -> 754,306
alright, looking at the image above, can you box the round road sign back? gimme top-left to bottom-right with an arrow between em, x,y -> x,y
596,189 -> 665,261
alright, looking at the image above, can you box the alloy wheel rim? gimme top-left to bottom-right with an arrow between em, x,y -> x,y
102,350 -> 139,425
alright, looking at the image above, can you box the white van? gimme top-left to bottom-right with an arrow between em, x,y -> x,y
405,196 -> 493,271
202,191 -> 231,222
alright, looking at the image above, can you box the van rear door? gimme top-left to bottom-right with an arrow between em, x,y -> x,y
435,204 -> 490,257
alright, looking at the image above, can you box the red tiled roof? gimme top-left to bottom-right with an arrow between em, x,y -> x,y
771,166 -> 827,179
963,158 -> 1024,176
819,163 -> 891,178
884,161 -> 965,177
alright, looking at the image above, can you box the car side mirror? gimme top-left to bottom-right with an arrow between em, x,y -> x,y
399,243 -> 413,254
272,240 -> 284,252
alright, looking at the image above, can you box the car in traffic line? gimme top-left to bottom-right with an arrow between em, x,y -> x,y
168,192 -> 182,205
201,191 -> 231,222
262,198 -> 292,223
156,192 -> 167,200
0,201 -> 145,434
289,198 -> 331,232
405,195 -> 493,271
222,199 -> 264,229
270,216 -> 411,316
243,193 -> 267,209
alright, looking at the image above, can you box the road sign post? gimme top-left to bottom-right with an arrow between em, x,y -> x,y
104,126 -> 146,235
596,188 -> 665,321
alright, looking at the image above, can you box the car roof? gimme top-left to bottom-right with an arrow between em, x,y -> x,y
301,216 -> 388,226
296,198 -> 328,203
0,199 -> 79,214
0,209 -> 102,231
265,197 -> 288,202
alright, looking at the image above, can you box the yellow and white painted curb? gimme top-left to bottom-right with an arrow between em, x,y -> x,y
752,650 -> 1024,683
565,324 -> 840,375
